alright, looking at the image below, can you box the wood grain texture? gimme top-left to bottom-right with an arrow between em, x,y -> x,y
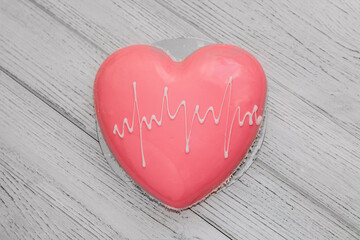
1,0 -> 360,239
0,73 -> 229,240
1,64 -> 359,240
191,79 -> 360,239
0,0 -> 209,139
158,0 -> 360,138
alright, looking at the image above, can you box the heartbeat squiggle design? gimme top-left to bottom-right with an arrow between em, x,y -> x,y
113,76 -> 262,167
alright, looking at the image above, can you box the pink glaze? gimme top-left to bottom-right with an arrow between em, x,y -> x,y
94,44 -> 267,209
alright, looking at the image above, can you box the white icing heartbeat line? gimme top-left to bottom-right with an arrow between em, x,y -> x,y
113,76 -> 263,167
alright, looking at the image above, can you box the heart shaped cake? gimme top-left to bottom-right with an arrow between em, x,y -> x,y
94,42 -> 267,210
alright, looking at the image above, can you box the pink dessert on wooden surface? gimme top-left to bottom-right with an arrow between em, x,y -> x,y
94,44 -> 267,210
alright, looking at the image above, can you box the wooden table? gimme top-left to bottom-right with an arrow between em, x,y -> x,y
1,0 -> 359,239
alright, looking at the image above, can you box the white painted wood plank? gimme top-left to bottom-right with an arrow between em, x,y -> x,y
0,72 -> 230,240
0,0 -> 209,139
4,0 -> 359,230
259,78 -> 360,230
158,0 -> 360,139
191,79 -> 360,239
1,0 -> 360,238
193,161 -> 359,240
2,68 -> 359,240
29,0 -> 210,54
0,0 -> 106,139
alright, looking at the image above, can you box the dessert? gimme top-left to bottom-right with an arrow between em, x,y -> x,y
94,38 -> 267,210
